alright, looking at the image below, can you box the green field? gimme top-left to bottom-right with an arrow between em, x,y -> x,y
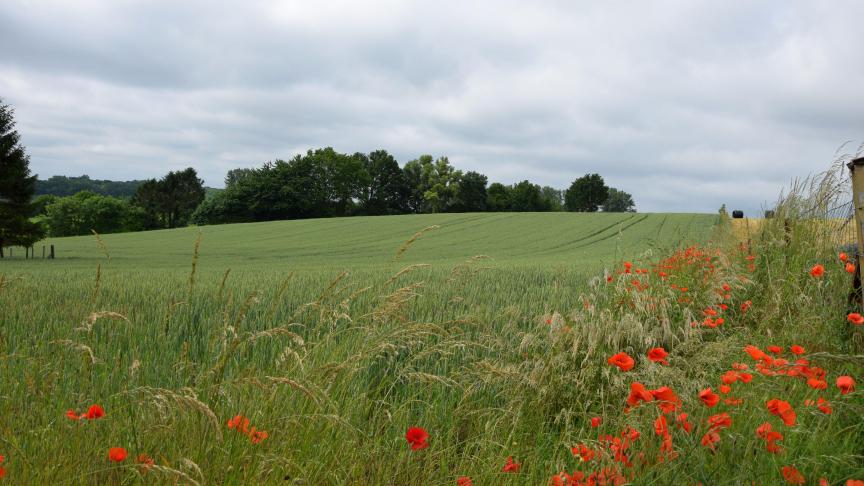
1,211 -> 862,485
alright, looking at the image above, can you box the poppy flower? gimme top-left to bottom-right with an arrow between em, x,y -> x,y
840,252 -> 849,262
590,417 -> 602,428
227,415 -> 250,434
647,347 -> 669,365
836,376 -> 855,394
807,377 -> 827,389
846,262 -> 856,274
66,409 -> 83,421
699,388 -> 720,407
707,413 -> 731,430
0,455 -> 4,479
732,362 -> 749,370
650,386 -> 680,413
653,415 -> 669,437
810,264 -> 825,278
848,313 -> 864,326
744,345 -> 767,361
766,399 -> 796,426
108,447 -> 128,462
741,300 -> 752,313
249,428 -> 269,444
676,413 -> 693,433
502,456 -> 520,473
627,382 -> 654,408
405,427 -> 429,450
767,345 -> 783,355
789,345 -> 805,355
782,465 -> 806,485
136,453 -> 154,472
86,404 -> 105,420
719,385 -> 731,394
700,431 -> 720,449
607,352 -> 635,372
816,398 -> 832,414
571,444 -> 595,462
456,477 -> 472,486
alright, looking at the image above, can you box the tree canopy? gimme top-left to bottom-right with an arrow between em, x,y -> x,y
0,98 -> 44,255
565,173 -> 609,212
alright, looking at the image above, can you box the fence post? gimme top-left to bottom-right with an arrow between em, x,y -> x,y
42,245 -> 45,259
50,244 -> 55,259
848,157 -> 864,311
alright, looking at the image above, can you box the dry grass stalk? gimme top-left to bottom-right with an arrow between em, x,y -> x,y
393,225 -> 439,261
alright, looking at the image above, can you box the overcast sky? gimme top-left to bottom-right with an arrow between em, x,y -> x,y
2,0 -> 863,214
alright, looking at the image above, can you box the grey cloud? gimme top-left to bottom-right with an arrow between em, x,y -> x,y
1,0 -> 863,214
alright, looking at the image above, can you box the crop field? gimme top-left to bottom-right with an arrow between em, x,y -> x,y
1,210 -> 863,485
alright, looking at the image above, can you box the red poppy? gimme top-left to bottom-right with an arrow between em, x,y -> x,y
846,262 -> 856,274
810,264 -> 825,278
848,313 -> 864,326
700,431 -> 720,449
840,252 -> 849,262
66,409 -> 83,421
136,453 -> 154,472
707,413 -> 731,431
456,477 -> 472,486
249,428 -> 269,444
405,427 -> 429,450
653,415 -> 669,437
227,415 -> 250,434
699,388 -> 720,408
0,454 -> 4,479
790,345 -> 805,355
836,376 -> 855,394
767,345 -> 783,355
607,352 -> 635,372
782,465 -> 806,485
86,404 -> 105,420
676,413 -> 693,433
744,345 -> 767,361
502,456 -> 520,473
816,397 -> 832,414
807,377 -> 827,390
650,386 -> 680,413
627,382 -> 654,408
571,444 -> 595,462
766,399 -> 796,426
741,300 -> 752,313
719,385 -> 731,394
108,447 -> 128,462
590,417 -> 602,428
647,347 -> 669,365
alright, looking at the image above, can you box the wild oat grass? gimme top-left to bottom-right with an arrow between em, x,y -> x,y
0,208 -> 861,484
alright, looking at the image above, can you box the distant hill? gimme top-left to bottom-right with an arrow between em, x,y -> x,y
35,175 -> 223,199
35,175 -> 145,198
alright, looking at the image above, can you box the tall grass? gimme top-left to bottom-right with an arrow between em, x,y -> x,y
0,195 -> 861,484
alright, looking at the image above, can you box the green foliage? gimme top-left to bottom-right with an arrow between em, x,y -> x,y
511,180 -> 550,211
603,187 -> 636,212
359,150 -> 410,215
43,191 -> 144,236
565,173 -> 609,212
35,175 -> 145,198
453,171 -> 488,212
0,98 -> 45,253
132,167 -> 205,229
486,182 -> 513,212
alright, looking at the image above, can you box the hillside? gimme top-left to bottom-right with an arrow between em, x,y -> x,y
29,212 -> 717,271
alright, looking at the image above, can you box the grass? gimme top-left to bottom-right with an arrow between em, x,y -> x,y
0,207 -> 862,485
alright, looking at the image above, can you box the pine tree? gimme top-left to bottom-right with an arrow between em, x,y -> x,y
0,98 -> 44,257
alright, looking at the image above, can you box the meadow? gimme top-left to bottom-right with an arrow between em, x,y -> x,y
0,205 -> 862,485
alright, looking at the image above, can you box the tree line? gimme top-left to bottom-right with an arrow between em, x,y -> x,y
191,148 -> 634,225
2,98 -> 635,251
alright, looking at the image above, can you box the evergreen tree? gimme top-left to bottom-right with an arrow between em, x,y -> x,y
0,99 -> 44,256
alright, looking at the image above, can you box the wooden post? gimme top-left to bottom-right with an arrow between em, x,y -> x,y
50,244 -> 55,259
848,157 -> 864,311
42,245 -> 45,259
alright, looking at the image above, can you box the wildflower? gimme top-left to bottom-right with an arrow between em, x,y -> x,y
647,347 -> 669,365
744,345 -> 767,361
626,382 -> 654,408
810,264 -> 825,278
249,428 -> 269,444
698,388 -> 720,408
227,415 -> 250,434
719,385 -> 731,394
0,455 -> 5,479
836,376 -> 855,394
766,399 -> 796,426
848,313 -> 864,326
405,427 -> 429,450
590,417 -> 602,428
846,262 -> 856,274
767,345 -> 783,354
571,444 -> 595,462
653,415 -> 669,437
816,398 -> 832,414
807,377 -> 827,390
782,465 -> 806,485
700,431 -> 720,449
108,447 -> 128,462
790,345 -> 805,355
707,413 -> 731,431
66,410 -> 83,421
650,386 -> 680,413
502,456 -> 520,473
136,453 -> 154,472
732,362 -> 749,370
607,352 -> 635,372
86,404 -> 105,420
741,300 -> 752,313
676,413 -> 693,433
456,477 -> 472,486
722,283 -> 731,292
840,252 -> 849,262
